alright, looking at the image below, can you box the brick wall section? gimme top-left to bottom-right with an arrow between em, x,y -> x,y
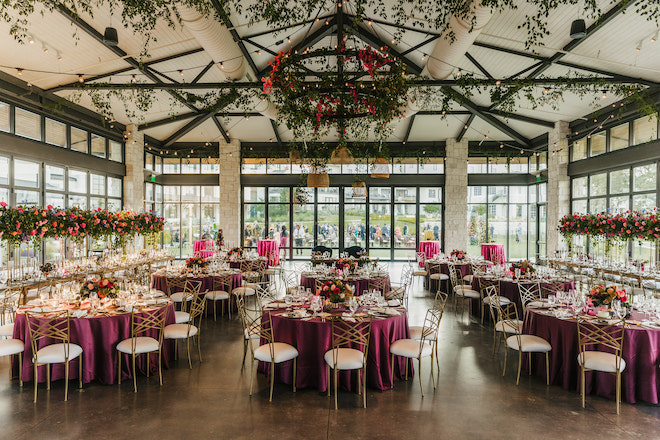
444,138 -> 468,253
546,121 -> 571,257
218,139 -> 241,247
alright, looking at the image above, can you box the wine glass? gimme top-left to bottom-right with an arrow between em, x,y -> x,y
310,296 -> 322,316
284,293 -> 293,309
348,297 -> 359,316
612,299 -> 624,320
547,294 -> 556,309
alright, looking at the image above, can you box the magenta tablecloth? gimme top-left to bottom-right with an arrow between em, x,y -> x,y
418,241 -> 440,267
481,244 -> 506,264
193,240 -> 214,258
524,308 -> 660,404
300,275 -> 391,296
151,273 -> 242,314
470,277 -> 574,320
259,307 -> 410,391
257,240 -> 279,266
12,304 -> 176,385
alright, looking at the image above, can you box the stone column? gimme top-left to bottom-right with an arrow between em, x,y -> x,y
218,139 -> 241,247
546,121 -> 571,258
444,138 -> 469,253
122,124 -> 144,211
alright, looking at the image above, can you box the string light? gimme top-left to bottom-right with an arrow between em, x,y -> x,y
16,68 -> 22,76
131,74 -> 136,83
178,70 -> 184,77
78,74 -> 84,83
421,53 -> 426,61
601,90 -> 607,99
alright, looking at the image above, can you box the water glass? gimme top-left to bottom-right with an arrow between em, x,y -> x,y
547,294 -> 556,308
348,297 -> 358,315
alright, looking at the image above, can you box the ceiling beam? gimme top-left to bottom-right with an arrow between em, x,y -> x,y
344,14 -> 442,38
210,0 -> 260,79
241,15 -> 333,39
402,114 -> 416,143
456,114 -> 475,141
163,112 -> 214,147
270,120 -> 283,145
138,112 -> 200,131
212,115 -> 231,143
480,108 -> 555,128
400,35 -> 441,57
464,53 -> 493,79
192,61 -> 216,84
444,87 -> 531,146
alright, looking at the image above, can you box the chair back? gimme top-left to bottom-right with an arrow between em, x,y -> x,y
470,262 -> 487,278
0,287 -> 20,325
368,278 -> 389,294
432,291 -> 449,315
312,245 -> 332,258
416,251 -> 426,265
281,269 -> 299,292
253,282 -> 278,306
419,308 -> 443,348
576,317 -> 625,370
517,281 -> 541,315
539,280 -> 567,299
130,304 -> 168,350
400,264 -> 414,286
477,277 -> 499,296
343,246 -> 364,258
212,274 -> 234,293
485,285 -> 519,327
166,277 -> 202,297
447,263 -> 459,287
328,317 -> 372,367
25,310 -> 73,360
187,291 -> 206,331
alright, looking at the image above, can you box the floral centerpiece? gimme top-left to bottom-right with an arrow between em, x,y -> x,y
216,229 -> 224,248
80,278 -> 118,299
356,250 -> 370,266
227,247 -> 243,258
317,279 -> 351,304
510,260 -> 535,277
336,257 -> 358,273
450,249 -> 466,260
587,285 -> 629,308
39,262 -> 55,275
186,255 -> 208,269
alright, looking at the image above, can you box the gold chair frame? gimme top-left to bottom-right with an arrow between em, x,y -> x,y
209,274 -> 234,320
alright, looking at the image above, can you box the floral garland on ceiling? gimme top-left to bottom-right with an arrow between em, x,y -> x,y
262,41 -> 409,144
0,204 -> 165,248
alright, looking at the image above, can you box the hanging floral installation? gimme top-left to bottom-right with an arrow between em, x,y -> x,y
0,204 -> 165,248
262,41 -> 409,144
559,210 -> 660,242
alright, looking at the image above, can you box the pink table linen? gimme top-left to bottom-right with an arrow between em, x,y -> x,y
418,241 -> 440,267
259,307 -> 410,391
13,304 -> 176,385
524,308 -> 660,404
193,240 -> 214,258
481,244 -> 506,264
257,240 -> 280,266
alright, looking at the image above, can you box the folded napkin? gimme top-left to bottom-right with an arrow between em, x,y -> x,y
386,299 -> 401,307
317,312 -> 331,319
71,309 -> 87,318
26,299 -> 42,306
341,313 -> 356,323
287,309 -> 308,318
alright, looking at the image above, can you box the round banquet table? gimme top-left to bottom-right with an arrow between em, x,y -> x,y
257,240 -> 280,266
480,244 -> 506,264
470,276 -> 574,320
424,260 -> 472,292
258,304 -> 410,392
227,258 -> 268,271
418,241 -> 440,267
12,302 -> 176,385
151,271 -> 243,314
300,273 -> 391,296
524,307 -> 660,404
193,240 -> 214,258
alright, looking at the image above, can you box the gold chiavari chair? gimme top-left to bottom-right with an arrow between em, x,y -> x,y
26,310 -> 83,402
237,295 -> 298,401
164,291 -> 205,369
325,317 -> 372,409
502,309 -> 551,386
234,291 -> 261,370
391,307 -> 443,397
165,277 -> 202,323
517,281 -> 542,318
368,277 -> 389,295
411,252 -> 428,287
577,317 -> 626,414
478,277 -> 506,325
116,303 -> 169,392
448,263 -> 480,318
485,286 -> 522,356
539,280 -> 568,299
428,262 -> 449,295
407,291 -> 448,374
0,287 -> 20,338
206,274 -> 233,320
387,264 -> 413,307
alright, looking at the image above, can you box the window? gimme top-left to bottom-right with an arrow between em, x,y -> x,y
589,131 -> 606,157
14,108 -> 40,140
163,158 -> 180,174
108,177 -> 122,198
0,101 -> 8,132
201,158 -> 219,174
68,170 -> 87,194
45,165 -> 65,191
70,127 -> 87,153
242,158 -> 266,174
145,152 -> 154,171
633,164 -> 656,192
467,157 -> 487,174
14,159 -> 39,188
266,158 -> 290,174
90,173 -> 105,196
181,158 -> 200,174
393,158 -> 417,174
572,139 -> 587,161
609,169 -> 630,194
610,123 -> 629,151
572,177 -> 588,198
0,156 -> 9,186
91,134 -> 106,158
418,158 -> 443,174
589,173 -> 607,197
45,118 -> 67,147
488,158 -> 508,173
633,115 -> 658,145
509,157 -> 528,173
109,140 -> 123,162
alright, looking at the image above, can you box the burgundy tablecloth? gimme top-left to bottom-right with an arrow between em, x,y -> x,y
12,304 -> 175,385
481,244 -> 506,264
300,275 -> 391,296
470,277 -> 574,320
258,307 -> 410,391
257,240 -> 280,266
418,241 -> 440,267
193,240 -> 214,258
425,261 -> 471,292
151,273 -> 243,314
524,308 -> 660,404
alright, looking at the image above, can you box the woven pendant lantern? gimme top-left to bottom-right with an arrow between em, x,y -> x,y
307,172 -> 329,187
329,146 -> 353,164
289,150 -> 301,162
371,158 -> 390,178
352,180 -> 367,197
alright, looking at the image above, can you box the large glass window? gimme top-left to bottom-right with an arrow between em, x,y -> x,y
109,140 -> 123,162
589,131 -> 606,157
68,170 -> 87,194
91,134 -> 106,158
0,101 -> 8,132
70,127 -> 87,153
610,123 -> 629,151
45,118 -> 67,147
14,159 -> 39,188
633,115 -> 658,145
572,139 -> 587,161
14,108 -> 40,140
45,165 -> 65,191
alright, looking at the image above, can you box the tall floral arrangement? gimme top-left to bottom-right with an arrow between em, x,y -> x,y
559,210 -> 660,241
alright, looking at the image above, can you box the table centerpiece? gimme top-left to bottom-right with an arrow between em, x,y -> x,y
186,255 -> 208,270
450,249 -> 466,261
317,279 -> 352,309
80,277 -> 119,299
510,260 -> 535,278
336,257 -> 358,274
586,284 -> 630,310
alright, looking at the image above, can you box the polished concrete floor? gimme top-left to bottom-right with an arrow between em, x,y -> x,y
0,263 -> 658,439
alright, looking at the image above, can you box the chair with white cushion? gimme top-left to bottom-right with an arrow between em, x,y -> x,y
448,263 -> 480,319
407,291 -> 448,379
391,307 -> 442,397
116,304 -> 168,392
577,317 -> 626,414
428,262 -> 449,296
485,286 -> 523,356
165,278 -> 202,324
237,295 -> 298,402
206,274 -> 233,320
0,288 -> 20,339
325,317 -> 372,409
411,252 -> 428,287
386,264 -> 412,307
478,277 -> 508,325
164,291 -> 205,369
517,281 -> 542,317
26,310 -> 83,402
234,291 -> 261,370
0,337 -> 24,386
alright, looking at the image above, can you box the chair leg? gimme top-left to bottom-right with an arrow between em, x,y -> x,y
545,352 -> 550,385
158,349 -> 163,386
503,347 -> 508,377
249,357 -> 255,396
197,334 -> 203,363
390,353 -> 394,388
132,353 -> 138,393
292,358 -> 296,393
528,352 -> 532,375
33,363 -> 38,403
616,371 -> 621,415
481,302 -> 485,325
64,360 -> 69,401
79,356 -> 83,389
18,353 -> 23,387
118,354 -> 121,384
334,369 -> 338,410
213,300 -> 216,321
269,361 -> 275,402
581,366 -> 585,408
405,359 -> 409,380
516,350 -> 522,385
418,358 -> 424,398
187,338 -> 192,369
327,365 -> 331,397
46,364 -> 51,390
146,352 -> 150,377
363,367 -> 367,408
